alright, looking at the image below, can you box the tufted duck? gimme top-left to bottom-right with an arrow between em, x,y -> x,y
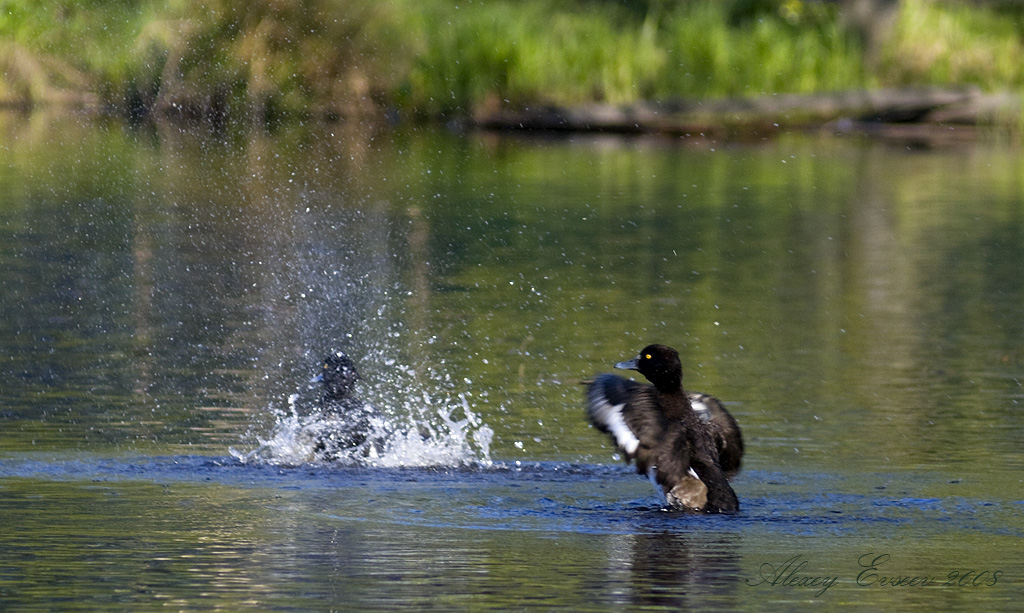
310,351 -> 377,457
585,344 -> 742,513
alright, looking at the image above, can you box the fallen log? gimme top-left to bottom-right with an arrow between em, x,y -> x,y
472,87 -> 1020,137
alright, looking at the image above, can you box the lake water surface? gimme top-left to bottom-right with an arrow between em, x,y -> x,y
1,114 -> 1022,610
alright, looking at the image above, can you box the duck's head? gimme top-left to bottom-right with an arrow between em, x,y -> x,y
615,344 -> 683,392
312,351 -> 361,400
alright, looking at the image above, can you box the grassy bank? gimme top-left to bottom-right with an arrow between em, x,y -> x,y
2,0 -> 1024,125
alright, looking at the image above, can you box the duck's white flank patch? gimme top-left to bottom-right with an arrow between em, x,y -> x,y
592,401 -> 639,456
691,398 -> 711,422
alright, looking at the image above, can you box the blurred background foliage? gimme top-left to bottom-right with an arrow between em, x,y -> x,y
2,0 -> 1024,123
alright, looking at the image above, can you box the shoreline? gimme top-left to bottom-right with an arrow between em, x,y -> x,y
469,87 -> 1020,142
4,86 -> 1019,144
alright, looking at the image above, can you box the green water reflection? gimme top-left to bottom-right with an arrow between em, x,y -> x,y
1,113 -> 1022,610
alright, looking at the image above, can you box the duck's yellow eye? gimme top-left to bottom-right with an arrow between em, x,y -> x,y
645,354 -> 652,360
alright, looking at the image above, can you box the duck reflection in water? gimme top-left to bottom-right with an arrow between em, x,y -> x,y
603,531 -> 742,609
586,344 -> 743,513
309,351 -> 382,460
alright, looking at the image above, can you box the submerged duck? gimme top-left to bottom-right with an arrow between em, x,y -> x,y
313,351 -> 362,412
310,351 -> 377,455
585,344 -> 742,513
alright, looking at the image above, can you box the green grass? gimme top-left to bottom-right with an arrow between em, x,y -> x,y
394,0 -> 867,113
655,2 -> 867,98
883,0 -> 1024,88
2,0 -> 1024,124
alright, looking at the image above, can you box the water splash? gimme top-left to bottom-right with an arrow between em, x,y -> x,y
233,387 -> 493,469
224,191 -> 498,468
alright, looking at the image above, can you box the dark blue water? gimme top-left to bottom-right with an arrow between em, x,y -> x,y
2,455 -> 1017,539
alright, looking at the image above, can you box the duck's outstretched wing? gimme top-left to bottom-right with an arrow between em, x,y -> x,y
688,392 -> 744,479
585,374 -> 668,476
585,374 -> 644,458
